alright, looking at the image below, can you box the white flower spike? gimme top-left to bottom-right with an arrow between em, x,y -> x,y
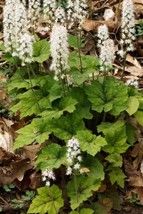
121,0 -> 135,53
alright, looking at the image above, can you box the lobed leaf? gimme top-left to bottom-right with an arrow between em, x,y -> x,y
76,130 -> 107,156
28,185 -> 64,214
85,77 -> 128,116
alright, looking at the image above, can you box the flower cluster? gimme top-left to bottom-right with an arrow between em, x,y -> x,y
17,33 -> 34,66
55,7 -> 66,26
3,0 -> 34,65
97,24 -> 114,71
43,0 -> 57,25
42,168 -> 56,187
67,0 -> 88,28
27,0 -> 41,30
50,23 -> 69,80
121,0 -> 135,53
66,137 -> 82,175
99,39 -> 115,72
3,0 -> 14,53
126,79 -> 139,88
97,24 -> 109,48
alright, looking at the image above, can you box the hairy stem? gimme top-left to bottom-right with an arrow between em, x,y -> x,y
77,29 -> 83,74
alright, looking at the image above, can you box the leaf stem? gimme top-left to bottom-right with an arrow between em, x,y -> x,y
121,52 -> 127,80
74,172 -> 79,212
27,66 -> 42,112
77,29 -> 83,74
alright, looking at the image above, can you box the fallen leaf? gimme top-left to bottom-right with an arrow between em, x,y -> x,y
126,54 -> 142,69
125,66 -> 143,77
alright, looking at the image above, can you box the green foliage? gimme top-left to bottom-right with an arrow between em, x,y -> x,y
3,184 -> 15,192
108,168 -> 126,188
67,176 -> 101,210
97,120 -> 128,154
85,77 -> 128,115
37,144 -> 66,171
67,156 -> 104,210
76,130 -> 107,156
28,185 -> 64,214
33,39 -> 50,63
5,33 -> 143,213
126,96 -> 139,115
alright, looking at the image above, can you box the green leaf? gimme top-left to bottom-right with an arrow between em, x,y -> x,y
70,208 -> 94,214
70,87 -> 92,119
76,130 -> 107,156
28,185 -> 64,214
33,39 -> 50,63
0,43 -> 5,51
126,124 -> 136,146
8,71 -> 30,91
82,156 -> 104,181
51,113 -> 85,141
14,118 -> 52,149
68,35 -> 79,49
97,120 -> 129,154
85,77 -> 128,115
126,96 -> 139,115
67,175 -> 101,210
11,89 -> 51,118
108,168 -> 126,188
37,144 -> 66,171
92,203 -> 108,214
134,110 -> 143,126
59,97 -> 78,113
105,153 -> 122,167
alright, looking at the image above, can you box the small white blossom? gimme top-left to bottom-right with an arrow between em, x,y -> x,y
66,166 -> 72,175
50,23 -> 69,80
74,163 -> 80,170
126,79 -> 138,88
121,0 -> 135,54
103,8 -> 115,21
46,181 -> 51,187
42,168 -> 56,187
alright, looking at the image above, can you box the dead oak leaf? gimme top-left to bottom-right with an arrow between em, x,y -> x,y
0,158 -> 32,185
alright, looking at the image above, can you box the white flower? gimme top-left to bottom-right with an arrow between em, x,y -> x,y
66,137 -> 82,175
103,8 -> 115,21
17,33 -> 34,65
97,24 -> 109,48
42,168 -> 56,187
66,166 -> 72,175
50,23 -> 69,80
99,39 -> 115,72
126,79 -> 138,88
121,0 -> 135,52
55,7 -> 66,26
43,0 -> 57,24
74,163 -> 80,170
67,0 -> 87,28
46,181 -> 51,186
27,0 -> 41,30
3,0 -> 33,65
